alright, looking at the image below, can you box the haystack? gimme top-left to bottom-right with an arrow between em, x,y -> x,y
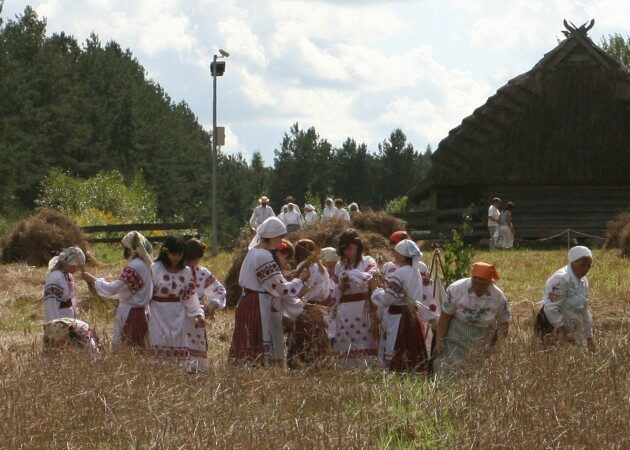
604,212 -> 630,258
224,213 -> 403,307
1,208 -> 92,266
351,211 -> 406,238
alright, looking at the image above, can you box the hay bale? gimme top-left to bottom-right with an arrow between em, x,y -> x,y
1,208 -> 92,266
351,211 -> 406,238
224,214 -> 401,306
604,212 -> 630,257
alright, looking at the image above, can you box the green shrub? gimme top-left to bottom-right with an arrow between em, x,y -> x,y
441,215 -> 474,286
384,195 -> 408,215
36,169 -> 157,225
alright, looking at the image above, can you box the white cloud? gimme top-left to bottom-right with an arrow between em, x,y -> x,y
4,0 -> 629,160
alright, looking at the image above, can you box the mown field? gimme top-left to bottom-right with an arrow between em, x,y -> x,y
0,247 -> 628,449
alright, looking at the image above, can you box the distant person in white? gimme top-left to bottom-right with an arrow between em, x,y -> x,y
321,198 -> 337,221
497,202 -> 515,249
249,196 -> 275,230
280,203 -> 303,233
333,198 -> 351,222
487,198 -> 501,250
284,196 -> 301,216
304,204 -> 318,226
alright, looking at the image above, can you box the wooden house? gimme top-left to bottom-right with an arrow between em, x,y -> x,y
406,20 -> 630,240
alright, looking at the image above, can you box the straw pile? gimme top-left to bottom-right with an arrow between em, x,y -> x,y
1,209 -> 93,266
604,212 -> 630,257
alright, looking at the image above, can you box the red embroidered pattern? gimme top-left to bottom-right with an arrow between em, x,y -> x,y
44,284 -> 64,301
385,277 -> 405,298
120,267 -> 144,294
204,274 -> 216,289
421,271 -> 431,286
255,261 -> 281,283
183,280 -> 197,301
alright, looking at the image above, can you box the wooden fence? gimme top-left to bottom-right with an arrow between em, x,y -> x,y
82,222 -> 202,244
396,207 -> 610,242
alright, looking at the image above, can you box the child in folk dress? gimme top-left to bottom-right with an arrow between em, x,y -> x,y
150,236 -> 205,368
82,231 -> 153,348
184,239 -> 227,372
369,239 -> 436,372
288,240 -> 333,366
333,229 -> 380,368
44,247 -> 86,322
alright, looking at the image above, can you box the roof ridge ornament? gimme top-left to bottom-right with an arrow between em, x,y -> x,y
562,19 -> 595,37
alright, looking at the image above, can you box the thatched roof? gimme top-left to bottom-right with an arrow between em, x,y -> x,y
411,20 -> 630,201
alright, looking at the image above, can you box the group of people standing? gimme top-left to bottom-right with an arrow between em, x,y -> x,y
43,232 -> 226,372
488,197 -> 516,250
42,220 -> 597,376
249,195 -> 361,233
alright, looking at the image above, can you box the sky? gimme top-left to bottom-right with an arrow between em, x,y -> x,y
3,0 -> 629,163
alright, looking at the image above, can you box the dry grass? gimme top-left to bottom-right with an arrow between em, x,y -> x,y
0,248 -> 628,448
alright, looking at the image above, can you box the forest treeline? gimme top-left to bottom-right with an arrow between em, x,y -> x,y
1,5 -> 626,244
0,6 -> 430,243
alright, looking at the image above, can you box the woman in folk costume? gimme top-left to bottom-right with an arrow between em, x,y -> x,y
180,239 -> 227,372
150,236 -> 205,365
333,229 -> 380,367
497,202 -> 515,249
369,239 -> 436,372
288,240 -> 333,366
433,263 -> 511,375
229,217 -> 310,366
44,247 -> 86,322
535,246 -> 596,352
81,231 -> 153,348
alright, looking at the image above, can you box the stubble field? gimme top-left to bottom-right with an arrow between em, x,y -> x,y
0,248 -> 627,449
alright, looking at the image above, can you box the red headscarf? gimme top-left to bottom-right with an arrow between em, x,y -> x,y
389,230 -> 409,246
472,262 -> 500,282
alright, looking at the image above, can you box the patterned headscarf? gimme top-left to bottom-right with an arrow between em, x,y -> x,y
121,231 -> 153,272
394,239 -> 422,273
249,217 -> 287,249
47,247 -> 86,275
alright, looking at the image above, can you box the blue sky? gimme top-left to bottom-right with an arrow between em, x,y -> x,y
3,0 -> 628,164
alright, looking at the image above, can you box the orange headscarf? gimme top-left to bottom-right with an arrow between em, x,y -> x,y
472,262 -> 500,282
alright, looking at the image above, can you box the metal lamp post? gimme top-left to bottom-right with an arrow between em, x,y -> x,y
210,49 -> 229,255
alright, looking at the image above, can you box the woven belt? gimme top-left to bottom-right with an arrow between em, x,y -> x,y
151,296 -> 181,303
339,292 -> 368,304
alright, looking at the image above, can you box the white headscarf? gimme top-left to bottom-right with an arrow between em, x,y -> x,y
249,217 -> 287,249
394,239 -> 423,272
47,246 -> 86,275
320,247 -> 339,263
568,246 -> 592,264
304,204 -> 315,212
121,231 -> 153,272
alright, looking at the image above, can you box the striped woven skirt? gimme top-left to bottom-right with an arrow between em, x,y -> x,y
434,317 -> 497,375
